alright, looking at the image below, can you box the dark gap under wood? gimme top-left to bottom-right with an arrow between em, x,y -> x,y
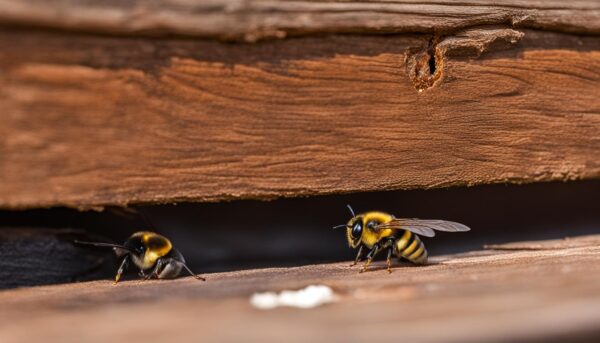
1,180 -> 598,289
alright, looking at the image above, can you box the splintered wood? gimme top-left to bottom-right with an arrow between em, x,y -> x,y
0,234 -> 599,342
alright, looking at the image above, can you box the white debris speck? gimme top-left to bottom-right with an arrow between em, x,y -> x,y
250,285 -> 336,310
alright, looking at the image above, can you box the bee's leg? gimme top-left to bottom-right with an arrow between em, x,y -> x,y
144,259 -> 164,280
114,255 -> 130,284
384,238 -> 397,274
350,245 -> 365,266
360,244 -> 381,273
386,246 -> 393,274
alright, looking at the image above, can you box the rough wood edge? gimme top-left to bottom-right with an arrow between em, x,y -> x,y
0,0 -> 598,41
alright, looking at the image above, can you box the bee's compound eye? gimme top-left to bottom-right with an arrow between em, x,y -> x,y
352,222 -> 363,238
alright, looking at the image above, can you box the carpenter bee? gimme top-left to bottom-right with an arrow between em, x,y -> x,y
76,231 -> 205,283
333,205 -> 470,273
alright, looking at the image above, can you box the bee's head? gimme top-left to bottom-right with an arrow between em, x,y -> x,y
332,205 -> 363,248
123,231 -> 173,269
347,216 -> 364,248
121,232 -> 148,257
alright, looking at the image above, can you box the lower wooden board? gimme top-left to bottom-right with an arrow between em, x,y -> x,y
0,28 -> 599,209
1,235 -> 599,342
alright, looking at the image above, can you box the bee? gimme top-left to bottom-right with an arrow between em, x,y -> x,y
76,231 -> 205,283
333,205 -> 470,273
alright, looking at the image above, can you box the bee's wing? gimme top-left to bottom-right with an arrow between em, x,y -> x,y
375,218 -> 470,237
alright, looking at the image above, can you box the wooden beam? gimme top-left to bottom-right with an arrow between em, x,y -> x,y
0,0 -> 598,41
1,27 -> 599,209
1,234 -> 600,342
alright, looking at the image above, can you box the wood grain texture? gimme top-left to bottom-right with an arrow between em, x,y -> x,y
1,27 -> 599,209
1,234 -> 599,342
0,0 -> 599,41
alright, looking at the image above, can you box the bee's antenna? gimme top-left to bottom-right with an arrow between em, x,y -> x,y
179,262 -> 206,281
74,240 -> 136,253
346,204 -> 356,217
332,224 -> 347,230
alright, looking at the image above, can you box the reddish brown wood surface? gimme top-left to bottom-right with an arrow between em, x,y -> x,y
0,0 -> 598,41
1,27 -> 599,209
1,234 -> 599,342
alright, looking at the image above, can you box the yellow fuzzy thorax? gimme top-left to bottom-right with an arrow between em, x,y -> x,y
360,212 -> 394,247
139,232 -> 172,269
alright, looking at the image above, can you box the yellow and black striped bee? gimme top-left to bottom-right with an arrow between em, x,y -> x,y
76,231 -> 205,283
334,205 -> 470,273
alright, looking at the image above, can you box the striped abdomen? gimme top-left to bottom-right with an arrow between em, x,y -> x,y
395,230 -> 428,264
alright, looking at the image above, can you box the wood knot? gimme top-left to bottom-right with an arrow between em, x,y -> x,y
406,27 -> 524,92
406,37 -> 443,92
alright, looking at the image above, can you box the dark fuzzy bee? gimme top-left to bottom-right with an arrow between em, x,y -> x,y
76,231 -> 205,283
334,205 -> 470,273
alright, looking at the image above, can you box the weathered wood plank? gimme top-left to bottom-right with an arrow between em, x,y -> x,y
1,234 -> 599,342
1,27 -> 599,209
0,0 -> 598,41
